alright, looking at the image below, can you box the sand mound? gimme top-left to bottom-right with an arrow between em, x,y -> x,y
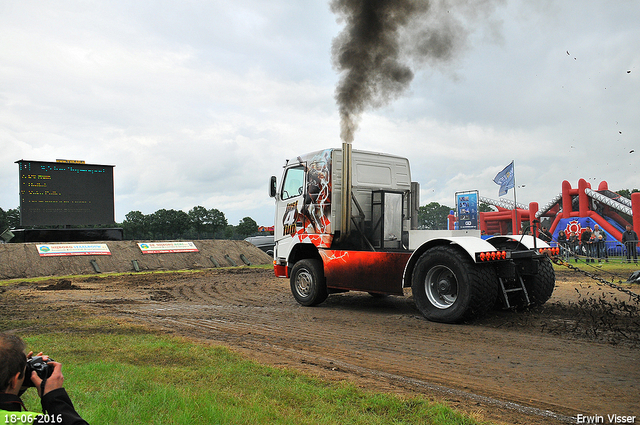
0,240 -> 272,279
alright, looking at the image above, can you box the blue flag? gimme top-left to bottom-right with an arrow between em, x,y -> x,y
493,161 -> 515,197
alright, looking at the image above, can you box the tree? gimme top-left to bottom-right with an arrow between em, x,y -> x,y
188,206 -> 209,237
223,224 -> 235,240
4,208 -> 20,229
188,206 -> 228,238
0,208 -> 6,231
207,208 -> 228,236
122,210 -> 149,240
617,189 -> 639,199
235,217 -> 258,238
417,202 -> 452,230
150,209 -> 190,239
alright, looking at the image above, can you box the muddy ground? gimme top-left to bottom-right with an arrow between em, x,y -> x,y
1,266 -> 639,425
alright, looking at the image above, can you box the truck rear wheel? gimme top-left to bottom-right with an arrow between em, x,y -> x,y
411,246 -> 498,323
523,257 -> 555,306
290,259 -> 328,306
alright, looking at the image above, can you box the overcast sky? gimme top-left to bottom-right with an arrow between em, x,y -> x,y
1,0 -> 638,227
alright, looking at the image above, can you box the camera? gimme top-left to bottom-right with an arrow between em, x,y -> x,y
24,356 -> 54,387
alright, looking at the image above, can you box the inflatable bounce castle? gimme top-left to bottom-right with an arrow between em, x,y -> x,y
478,179 -> 640,246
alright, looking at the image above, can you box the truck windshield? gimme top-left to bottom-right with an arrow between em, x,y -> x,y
281,166 -> 304,200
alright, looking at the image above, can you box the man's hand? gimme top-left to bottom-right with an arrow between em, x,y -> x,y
30,361 -> 64,398
27,351 -> 50,362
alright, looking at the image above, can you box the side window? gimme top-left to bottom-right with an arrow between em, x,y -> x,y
281,166 -> 305,200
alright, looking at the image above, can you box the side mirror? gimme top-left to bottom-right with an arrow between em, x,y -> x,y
269,176 -> 277,198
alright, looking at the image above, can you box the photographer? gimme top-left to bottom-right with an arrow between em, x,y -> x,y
0,333 -> 88,425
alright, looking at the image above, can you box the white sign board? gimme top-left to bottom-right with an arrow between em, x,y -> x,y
36,243 -> 111,257
137,241 -> 199,254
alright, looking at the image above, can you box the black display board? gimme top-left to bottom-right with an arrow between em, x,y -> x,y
17,160 -> 115,226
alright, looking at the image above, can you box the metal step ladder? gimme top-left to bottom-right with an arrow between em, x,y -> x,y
498,275 -> 530,308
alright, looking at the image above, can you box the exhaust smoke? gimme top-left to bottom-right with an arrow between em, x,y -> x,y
330,0 -> 496,143
330,0 -> 501,239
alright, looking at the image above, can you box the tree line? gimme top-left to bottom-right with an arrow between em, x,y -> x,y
119,207 -> 261,240
0,206 -> 261,241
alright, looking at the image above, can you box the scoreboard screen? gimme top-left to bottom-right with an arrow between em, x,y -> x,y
17,160 -> 115,226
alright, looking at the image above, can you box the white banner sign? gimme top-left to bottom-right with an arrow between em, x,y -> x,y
36,243 -> 111,257
137,241 -> 199,254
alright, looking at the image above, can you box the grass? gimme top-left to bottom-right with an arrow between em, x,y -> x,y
15,325 -> 487,425
552,257 -> 640,283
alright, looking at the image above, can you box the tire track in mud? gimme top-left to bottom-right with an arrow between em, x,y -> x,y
126,308 -> 577,423
117,272 -> 573,417
60,268 -> 638,424
163,316 -> 575,424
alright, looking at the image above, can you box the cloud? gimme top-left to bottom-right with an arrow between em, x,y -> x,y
0,0 -> 638,230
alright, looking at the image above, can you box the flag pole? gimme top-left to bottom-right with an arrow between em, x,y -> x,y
512,160 -> 518,234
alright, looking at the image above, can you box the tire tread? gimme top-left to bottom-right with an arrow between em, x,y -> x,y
411,245 -> 498,323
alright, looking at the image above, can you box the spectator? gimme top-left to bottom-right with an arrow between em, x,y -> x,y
568,232 -> 579,261
621,224 -> 639,263
539,226 -> 552,243
557,230 -> 568,259
596,234 -> 607,262
589,230 -> 598,261
580,227 -> 593,262
592,225 -> 608,262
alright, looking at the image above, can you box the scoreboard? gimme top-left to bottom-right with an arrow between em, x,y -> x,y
17,160 -> 115,226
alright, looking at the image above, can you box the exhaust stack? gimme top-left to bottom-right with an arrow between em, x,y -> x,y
340,142 -> 352,241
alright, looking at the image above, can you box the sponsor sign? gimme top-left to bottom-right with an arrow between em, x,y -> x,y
456,191 -> 479,230
137,241 -> 199,254
36,243 -> 111,257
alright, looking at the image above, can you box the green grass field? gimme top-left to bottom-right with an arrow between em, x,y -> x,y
13,320 -> 489,425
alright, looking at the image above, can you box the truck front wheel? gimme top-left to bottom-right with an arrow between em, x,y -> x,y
411,246 -> 498,323
290,259 -> 328,306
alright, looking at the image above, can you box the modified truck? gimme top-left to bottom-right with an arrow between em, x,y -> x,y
269,146 -> 556,323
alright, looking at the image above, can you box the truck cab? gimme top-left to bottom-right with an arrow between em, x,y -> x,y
269,147 -> 556,323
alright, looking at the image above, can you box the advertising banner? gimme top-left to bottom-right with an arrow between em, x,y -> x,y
36,243 -> 111,257
456,191 -> 479,230
137,241 -> 199,254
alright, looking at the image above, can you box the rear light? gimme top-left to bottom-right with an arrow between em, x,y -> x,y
539,247 -> 560,256
477,250 -> 507,262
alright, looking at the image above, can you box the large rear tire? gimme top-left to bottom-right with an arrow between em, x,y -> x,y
411,246 -> 498,323
290,259 -> 328,306
523,257 -> 555,306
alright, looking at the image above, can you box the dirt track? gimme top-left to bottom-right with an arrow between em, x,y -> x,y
3,267 -> 639,425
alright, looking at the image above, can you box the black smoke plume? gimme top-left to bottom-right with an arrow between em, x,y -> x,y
331,0 -> 491,143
